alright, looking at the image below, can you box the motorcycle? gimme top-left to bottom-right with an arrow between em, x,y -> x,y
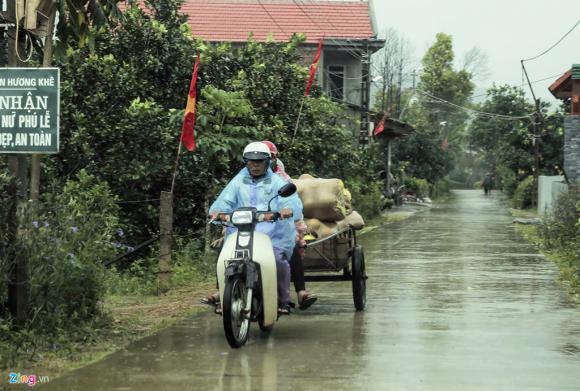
213,183 -> 297,348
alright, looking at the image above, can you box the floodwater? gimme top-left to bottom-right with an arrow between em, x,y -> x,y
40,190 -> 580,391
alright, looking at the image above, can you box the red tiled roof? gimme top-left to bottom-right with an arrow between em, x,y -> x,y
549,70 -> 571,98
123,1 -> 375,44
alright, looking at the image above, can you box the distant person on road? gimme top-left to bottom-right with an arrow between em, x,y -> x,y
482,174 -> 493,195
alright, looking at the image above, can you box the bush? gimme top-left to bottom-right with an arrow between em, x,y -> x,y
539,186 -> 580,250
496,165 -> 517,196
431,177 -> 451,199
512,176 -> 534,209
25,170 -> 120,333
0,168 -> 13,310
404,177 -> 430,198
348,179 -> 383,218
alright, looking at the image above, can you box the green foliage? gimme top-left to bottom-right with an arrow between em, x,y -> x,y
347,178 -> 383,218
55,0 -> 124,53
538,187 -> 580,288
539,187 -> 580,250
0,167 -> 13,307
468,84 -> 564,201
26,170 -> 120,331
512,176 -> 534,209
495,165 -> 518,196
404,177 -> 430,197
394,33 -> 474,185
51,0 -> 375,246
431,178 -> 451,199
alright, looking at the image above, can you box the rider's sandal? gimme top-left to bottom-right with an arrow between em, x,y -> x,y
277,304 -> 291,316
298,293 -> 318,311
200,295 -> 219,307
214,303 -> 222,315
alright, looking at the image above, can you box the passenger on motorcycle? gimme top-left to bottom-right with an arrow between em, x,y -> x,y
262,140 -> 317,310
209,141 -> 303,313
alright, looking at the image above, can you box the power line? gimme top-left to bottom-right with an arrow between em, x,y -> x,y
256,0 -> 290,40
522,18 -> 580,62
418,90 -> 534,121
472,72 -> 564,98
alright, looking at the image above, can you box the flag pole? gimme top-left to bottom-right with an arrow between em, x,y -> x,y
291,97 -> 306,143
170,142 -> 183,194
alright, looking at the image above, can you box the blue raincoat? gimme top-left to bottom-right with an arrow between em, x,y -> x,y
209,167 -> 303,259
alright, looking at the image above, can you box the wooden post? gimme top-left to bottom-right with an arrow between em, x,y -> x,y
6,19 -> 30,324
30,1 -> 57,203
158,191 -> 173,294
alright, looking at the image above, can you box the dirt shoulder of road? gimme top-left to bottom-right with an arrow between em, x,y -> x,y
14,280 -> 215,382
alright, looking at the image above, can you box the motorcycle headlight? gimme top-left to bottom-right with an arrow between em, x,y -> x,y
231,210 -> 253,225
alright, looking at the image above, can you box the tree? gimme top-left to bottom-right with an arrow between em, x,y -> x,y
372,28 -> 414,117
393,33 -> 474,184
469,84 -> 563,193
48,0 -> 381,244
55,0 -> 124,50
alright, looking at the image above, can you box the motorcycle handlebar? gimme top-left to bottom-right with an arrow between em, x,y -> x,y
208,210 -> 293,225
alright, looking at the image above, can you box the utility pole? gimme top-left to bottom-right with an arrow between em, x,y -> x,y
521,60 -> 543,208
359,39 -> 370,147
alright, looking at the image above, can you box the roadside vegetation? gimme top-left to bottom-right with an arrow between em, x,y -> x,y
512,187 -> 580,299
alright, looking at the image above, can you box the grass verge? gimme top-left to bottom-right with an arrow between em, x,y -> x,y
510,208 -> 580,302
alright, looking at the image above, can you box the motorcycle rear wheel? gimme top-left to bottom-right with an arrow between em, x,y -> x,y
223,275 -> 250,348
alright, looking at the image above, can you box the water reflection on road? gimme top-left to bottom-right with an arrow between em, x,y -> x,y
42,190 -> 580,390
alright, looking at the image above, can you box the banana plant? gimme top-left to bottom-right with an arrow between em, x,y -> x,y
55,0 -> 123,49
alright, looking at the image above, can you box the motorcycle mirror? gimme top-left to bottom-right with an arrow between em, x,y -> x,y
267,183 -> 297,211
278,183 -> 297,198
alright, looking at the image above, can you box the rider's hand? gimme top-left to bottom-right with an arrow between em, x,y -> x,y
211,237 -> 224,248
208,210 -> 221,222
280,208 -> 293,219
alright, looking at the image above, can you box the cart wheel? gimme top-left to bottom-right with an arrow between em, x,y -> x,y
223,275 -> 250,348
352,245 -> 366,311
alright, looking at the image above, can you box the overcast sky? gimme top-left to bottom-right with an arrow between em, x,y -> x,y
371,0 -> 579,107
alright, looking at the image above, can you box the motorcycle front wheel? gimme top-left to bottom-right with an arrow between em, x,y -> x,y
223,275 -> 250,348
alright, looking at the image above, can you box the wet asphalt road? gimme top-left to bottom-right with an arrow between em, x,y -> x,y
40,190 -> 580,390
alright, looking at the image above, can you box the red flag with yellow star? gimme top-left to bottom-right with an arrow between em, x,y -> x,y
181,55 -> 200,151
304,38 -> 323,97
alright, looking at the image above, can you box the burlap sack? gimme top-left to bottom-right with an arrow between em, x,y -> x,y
294,178 -> 347,221
304,218 -> 338,239
343,210 -> 365,230
343,188 -> 353,215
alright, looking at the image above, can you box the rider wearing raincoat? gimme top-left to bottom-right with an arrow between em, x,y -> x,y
209,142 -> 303,312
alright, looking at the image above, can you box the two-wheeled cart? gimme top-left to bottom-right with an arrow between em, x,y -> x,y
302,226 -> 366,311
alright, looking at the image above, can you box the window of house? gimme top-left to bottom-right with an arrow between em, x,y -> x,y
327,65 -> 345,101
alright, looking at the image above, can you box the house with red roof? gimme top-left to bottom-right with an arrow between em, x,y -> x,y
549,65 -> 580,184
127,0 -> 384,143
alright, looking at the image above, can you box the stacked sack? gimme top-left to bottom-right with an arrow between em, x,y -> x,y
294,174 -> 365,240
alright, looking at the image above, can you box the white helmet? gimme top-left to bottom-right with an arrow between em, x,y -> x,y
243,141 -> 271,161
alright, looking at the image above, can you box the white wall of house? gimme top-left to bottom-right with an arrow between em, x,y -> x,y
322,49 -> 363,107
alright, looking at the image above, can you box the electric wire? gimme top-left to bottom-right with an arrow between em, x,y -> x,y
522,18 -> 580,62
14,2 -> 34,63
418,89 -> 534,121
256,0 -> 290,41
472,72 -> 565,99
